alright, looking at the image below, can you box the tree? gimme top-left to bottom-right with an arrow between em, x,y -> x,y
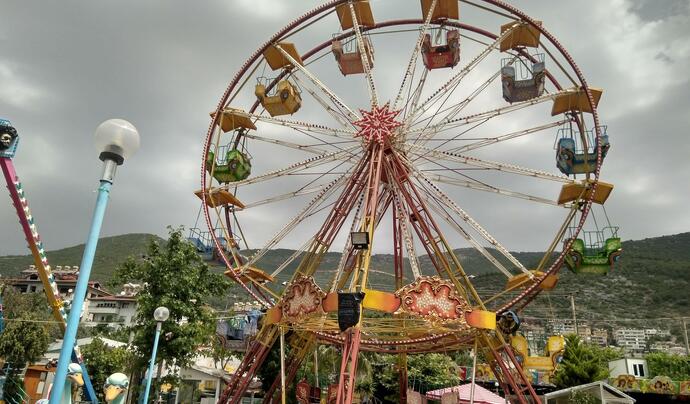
552,334 -> 622,389
201,335 -> 238,371
80,337 -> 135,401
644,352 -> 690,380
1,287 -> 59,338
113,227 -> 232,400
407,353 -> 460,393
0,312 -> 50,401
0,288 -> 53,401
373,352 -> 459,401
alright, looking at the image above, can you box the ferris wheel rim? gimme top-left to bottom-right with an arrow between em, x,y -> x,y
200,0 -> 604,315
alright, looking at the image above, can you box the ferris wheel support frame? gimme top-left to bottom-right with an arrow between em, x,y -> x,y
206,1 -> 605,403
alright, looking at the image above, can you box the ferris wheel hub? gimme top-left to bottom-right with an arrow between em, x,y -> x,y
353,102 -> 402,144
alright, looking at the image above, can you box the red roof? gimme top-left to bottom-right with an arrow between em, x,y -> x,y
425,383 -> 505,403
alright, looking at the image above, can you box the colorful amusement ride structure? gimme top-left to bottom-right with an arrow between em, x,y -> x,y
187,1 -> 622,403
1,118 -> 99,403
1,1 -> 625,403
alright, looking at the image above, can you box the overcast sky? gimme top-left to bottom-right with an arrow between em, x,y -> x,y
1,0 -> 689,257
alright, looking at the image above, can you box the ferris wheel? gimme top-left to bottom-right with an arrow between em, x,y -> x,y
193,1 -> 616,403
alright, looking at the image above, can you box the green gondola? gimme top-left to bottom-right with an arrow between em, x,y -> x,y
563,236 -> 622,275
206,147 -> 251,183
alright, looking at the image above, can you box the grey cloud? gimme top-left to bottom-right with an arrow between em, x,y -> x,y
628,0 -> 690,22
1,0 -> 689,259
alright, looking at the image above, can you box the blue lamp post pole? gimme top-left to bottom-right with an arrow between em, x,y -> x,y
141,306 -> 169,404
49,119 -> 140,404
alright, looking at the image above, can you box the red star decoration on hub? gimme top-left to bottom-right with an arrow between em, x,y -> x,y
353,103 -> 402,144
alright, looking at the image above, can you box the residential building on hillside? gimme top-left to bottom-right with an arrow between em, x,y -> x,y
614,328 -> 647,353
83,283 -> 141,328
546,320 -> 576,336
644,328 -> 671,338
649,341 -> 687,354
4,265 -> 108,298
589,328 -> 609,346
577,324 -> 592,340
5,265 -> 140,328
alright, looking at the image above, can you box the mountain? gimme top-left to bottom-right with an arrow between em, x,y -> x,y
0,233 -> 164,283
2,232 -> 689,339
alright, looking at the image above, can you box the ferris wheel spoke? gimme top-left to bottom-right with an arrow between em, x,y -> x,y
407,26 -> 518,123
392,0 -> 439,111
414,55 -> 524,134
408,69 -> 502,143
405,162 -> 531,275
215,147 -> 358,190
446,119 -> 570,154
271,237 -> 315,278
407,90 -> 567,139
423,194 -> 513,278
244,180 -> 341,209
242,173 -> 350,269
406,143 -> 573,183
421,172 -> 564,207
242,133 -> 358,158
274,44 -> 361,122
292,75 -> 353,129
248,113 -> 357,139
401,68 -> 429,127
435,64 -> 510,125
348,1 -> 378,108
389,186 -> 422,279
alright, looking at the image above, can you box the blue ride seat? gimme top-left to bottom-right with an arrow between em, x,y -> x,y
0,118 -> 19,158
556,130 -> 610,175
187,236 -> 206,252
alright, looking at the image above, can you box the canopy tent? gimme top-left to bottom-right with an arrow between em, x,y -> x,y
425,383 -> 506,403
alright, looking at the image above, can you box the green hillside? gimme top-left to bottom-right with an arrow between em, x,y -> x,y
2,232 -> 689,336
0,233 -> 164,282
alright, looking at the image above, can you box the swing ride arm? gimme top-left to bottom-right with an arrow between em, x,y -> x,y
1,156 -> 99,403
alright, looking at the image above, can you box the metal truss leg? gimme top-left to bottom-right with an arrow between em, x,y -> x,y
484,332 -> 541,404
335,328 -> 362,404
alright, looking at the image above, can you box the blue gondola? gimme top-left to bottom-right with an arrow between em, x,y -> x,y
556,126 -> 610,176
187,227 -> 242,265
0,119 -> 19,158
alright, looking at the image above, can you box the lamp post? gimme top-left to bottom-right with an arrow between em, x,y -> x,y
142,306 -> 170,404
49,119 -> 140,404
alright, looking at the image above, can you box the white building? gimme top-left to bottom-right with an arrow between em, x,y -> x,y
153,352 -> 261,404
547,320 -> 576,336
609,358 -> 648,379
589,328 -> 609,346
613,328 -> 647,352
83,283 -> 140,328
644,328 -> 671,338
6,265 -> 108,298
